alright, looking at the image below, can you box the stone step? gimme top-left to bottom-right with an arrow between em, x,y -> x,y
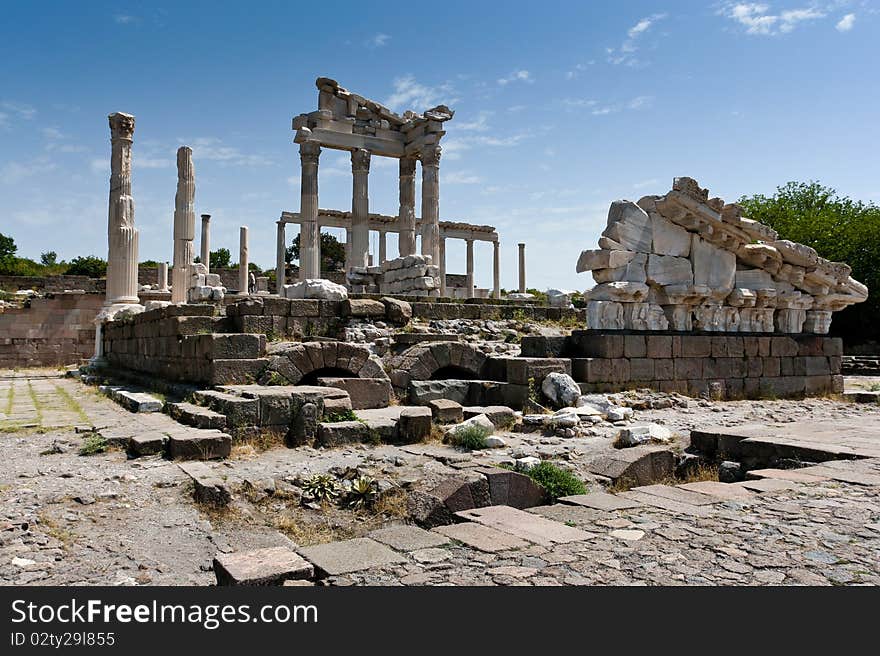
432,522 -> 530,553
630,483 -> 720,506
298,538 -> 406,577
167,429 -> 232,460
168,401 -> 227,430
214,547 -> 314,586
101,387 -> 163,413
191,389 -> 260,427
455,505 -> 592,546
559,491 -> 644,511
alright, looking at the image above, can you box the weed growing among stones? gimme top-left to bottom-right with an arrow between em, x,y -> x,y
78,434 -> 108,456
523,461 -> 587,501
448,424 -> 490,450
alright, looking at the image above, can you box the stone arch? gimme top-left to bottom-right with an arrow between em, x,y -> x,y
388,341 -> 487,390
261,340 -> 388,385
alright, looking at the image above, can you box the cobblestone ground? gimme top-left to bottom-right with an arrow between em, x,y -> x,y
1,371 -> 878,586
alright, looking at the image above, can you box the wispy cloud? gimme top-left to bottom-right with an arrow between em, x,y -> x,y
455,111 -> 492,132
1,101 -> 36,122
368,33 -> 390,47
607,13 -> 667,66
384,76 -> 455,111
562,96 -> 653,115
183,137 -> 273,167
836,13 -> 856,31
114,14 -> 139,25
0,158 -> 56,185
718,3 -> 828,36
444,170 -> 483,184
497,70 -> 532,86
42,126 -> 88,153
565,62 -> 595,80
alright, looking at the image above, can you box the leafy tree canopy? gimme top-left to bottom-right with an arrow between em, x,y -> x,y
287,233 -> 345,272
209,248 -> 231,269
738,181 -> 880,339
65,255 -> 107,278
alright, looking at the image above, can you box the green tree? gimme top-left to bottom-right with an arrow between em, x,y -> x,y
40,251 -> 58,266
0,233 -> 16,261
287,233 -> 345,272
738,181 -> 880,339
65,255 -> 107,278
209,248 -> 231,269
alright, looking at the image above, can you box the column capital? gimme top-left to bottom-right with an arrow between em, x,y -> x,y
419,145 -> 441,167
201,213 -> 211,222
108,112 -> 135,141
299,140 -> 321,163
351,148 -> 371,173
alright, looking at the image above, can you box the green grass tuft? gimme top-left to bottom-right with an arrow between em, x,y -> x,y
523,461 -> 587,501
448,424 -> 491,450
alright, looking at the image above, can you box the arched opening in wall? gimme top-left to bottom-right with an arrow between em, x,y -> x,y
431,365 -> 478,381
300,366 -> 357,385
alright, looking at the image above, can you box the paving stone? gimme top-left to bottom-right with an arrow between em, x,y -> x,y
113,390 -> 163,413
618,490 -> 714,517
677,480 -> 756,501
609,529 -> 645,541
431,522 -> 530,553
527,504 -> 608,528
179,462 -> 231,506
299,538 -> 406,576
214,547 -> 313,586
746,468 -> 829,483
455,505 -> 592,546
734,478 -> 801,493
631,484 -> 720,506
798,466 -> 880,486
368,525 -> 450,551
559,491 -> 643,511
166,430 -> 232,460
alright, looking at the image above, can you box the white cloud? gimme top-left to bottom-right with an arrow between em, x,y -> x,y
497,70 -> 532,86
114,15 -> 139,24
384,76 -> 455,111
1,101 -> 36,121
0,158 -> 56,185
719,3 -> 828,36
633,178 -> 659,189
836,13 -> 856,31
368,33 -> 390,47
455,111 -> 492,132
183,137 -> 273,167
0,112 -> 7,128
565,62 -> 595,80
608,13 -> 667,66
444,170 -> 483,184
562,96 -> 653,115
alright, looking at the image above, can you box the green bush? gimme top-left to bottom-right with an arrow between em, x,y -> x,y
66,255 -> 107,278
79,434 -> 108,456
448,424 -> 490,450
325,409 -> 358,423
523,461 -> 586,501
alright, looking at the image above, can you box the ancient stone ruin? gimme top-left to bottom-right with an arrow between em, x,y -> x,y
577,177 -> 868,335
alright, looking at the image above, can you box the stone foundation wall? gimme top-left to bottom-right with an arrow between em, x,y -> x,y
0,292 -> 103,368
408,301 -> 584,323
0,275 -> 102,293
102,304 -> 268,384
521,330 -> 842,399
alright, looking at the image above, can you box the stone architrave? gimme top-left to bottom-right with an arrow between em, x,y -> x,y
239,226 -> 249,295
350,148 -> 371,270
398,157 -> 417,257
105,112 -> 140,307
299,140 -> 321,280
602,201 -> 652,253
200,214 -> 211,272
420,145 -> 441,265
171,146 -> 196,304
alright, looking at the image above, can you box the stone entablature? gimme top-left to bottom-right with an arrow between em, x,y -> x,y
577,177 -> 868,335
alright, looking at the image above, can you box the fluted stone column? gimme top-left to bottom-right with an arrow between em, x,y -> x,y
299,141 -> 321,279
200,214 -> 211,272
157,262 -> 168,292
350,148 -> 371,270
105,112 -> 140,306
492,241 -> 500,299
171,146 -> 196,304
518,242 -> 526,293
239,226 -> 249,295
420,146 -> 441,265
398,157 -> 417,256
276,220 -> 286,292
466,238 -> 475,299
378,229 -> 387,265
439,237 -> 447,297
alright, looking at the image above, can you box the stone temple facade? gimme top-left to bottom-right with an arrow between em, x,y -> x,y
577,177 -> 868,335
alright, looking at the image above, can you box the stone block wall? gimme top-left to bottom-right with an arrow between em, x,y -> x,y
226,297 -> 344,340
102,304 -> 268,384
0,292 -> 103,368
521,330 -> 842,399
0,275 -> 102,293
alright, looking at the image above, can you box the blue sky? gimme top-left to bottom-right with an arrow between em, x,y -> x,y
1,1 -> 877,291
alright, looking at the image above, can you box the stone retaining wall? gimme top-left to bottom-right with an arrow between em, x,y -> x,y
0,292 -> 103,368
102,304 -> 268,384
521,330 -> 842,399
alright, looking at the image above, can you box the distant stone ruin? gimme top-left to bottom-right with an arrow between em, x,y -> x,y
577,177 -> 868,334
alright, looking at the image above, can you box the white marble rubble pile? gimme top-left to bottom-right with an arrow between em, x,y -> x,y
283,278 -> 348,301
346,266 -> 382,294
187,262 -> 226,302
380,254 -> 441,297
576,176 -> 868,334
